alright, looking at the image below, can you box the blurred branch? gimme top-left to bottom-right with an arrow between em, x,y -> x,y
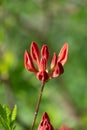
30,82 -> 45,130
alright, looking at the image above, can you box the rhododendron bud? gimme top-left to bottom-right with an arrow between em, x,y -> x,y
37,71 -> 49,82
58,43 -> 68,66
51,53 -> 57,70
39,57 -> 47,71
41,45 -> 49,62
52,62 -> 64,77
24,41 -> 68,82
30,41 -> 40,65
58,125 -> 73,130
41,112 -> 50,122
24,51 -> 37,72
38,112 -> 54,130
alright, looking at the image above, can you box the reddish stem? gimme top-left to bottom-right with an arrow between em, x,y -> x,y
30,82 -> 45,130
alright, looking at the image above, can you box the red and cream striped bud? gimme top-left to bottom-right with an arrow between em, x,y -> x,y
58,43 -> 68,66
50,53 -> 57,70
41,45 -> 49,62
52,62 -> 64,78
24,50 -> 37,73
38,112 -> 54,130
30,41 -> 40,65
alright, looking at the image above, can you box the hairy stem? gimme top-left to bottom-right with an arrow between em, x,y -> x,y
30,82 -> 45,130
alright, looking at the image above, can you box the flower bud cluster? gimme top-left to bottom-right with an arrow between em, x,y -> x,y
24,42 -> 68,82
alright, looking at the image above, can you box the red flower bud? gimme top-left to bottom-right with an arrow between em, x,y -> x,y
50,53 -> 57,70
24,42 -> 68,82
41,112 -> 50,122
41,45 -> 49,62
58,125 -> 73,130
52,62 -> 64,77
30,41 -> 40,65
58,43 -> 68,66
24,50 -> 37,72
37,71 -> 49,82
39,57 -> 47,71
38,112 -> 54,130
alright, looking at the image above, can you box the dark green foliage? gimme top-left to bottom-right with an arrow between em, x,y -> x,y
0,104 -> 17,130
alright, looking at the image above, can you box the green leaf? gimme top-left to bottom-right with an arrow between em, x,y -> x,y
3,105 -> 11,125
0,104 -> 7,121
11,105 -> 17,123
0,104 -> 17,130
0,115 -> 10,130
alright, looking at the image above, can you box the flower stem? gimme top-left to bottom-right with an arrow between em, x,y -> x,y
30,82 -> 45,130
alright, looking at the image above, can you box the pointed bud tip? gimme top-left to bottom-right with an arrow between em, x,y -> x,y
51,53 -> 57,70
38,112 -> 54,130
24,50 -> 37,72
31,41 -> 37,46
24,50 -> 29,62
24,50 -> 28,55
41,44 -> 49,61
39,57 -> 47,71
30,41 -> 40,64
63,42 -> 68,50
24,50 -> 29,69
63,43 -> 68,54
58,42 -> 68,66
43,112 -> 49,118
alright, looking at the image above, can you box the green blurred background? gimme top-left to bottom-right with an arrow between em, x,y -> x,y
0,0 -> 87,130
